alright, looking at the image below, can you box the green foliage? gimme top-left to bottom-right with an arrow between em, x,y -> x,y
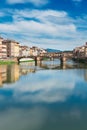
0,60 -> 15,64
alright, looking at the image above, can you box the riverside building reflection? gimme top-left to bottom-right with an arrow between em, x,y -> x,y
84,69 -> 87,81
0,60 -> 87,130
0,62 -> 38,86
0,60 -> 87,87
20,62 -> 36,74
0,65 -> 7,86
7,64 -> 20,83
0,64 -> 19,86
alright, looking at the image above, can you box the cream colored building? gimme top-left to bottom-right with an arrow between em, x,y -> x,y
20,46 -> 30,57
2,41 -> 7,58
14,42 -> 20,57
84,44 -> 87,57
3,40 -> 20,57
30,46 -> 41,56
0,37 -> 4,58
73,42 -> 87,58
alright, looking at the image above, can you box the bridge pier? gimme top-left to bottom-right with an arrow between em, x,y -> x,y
34,57 -> 37,66
60,56 -> 66,64
50,56 -> 54,61
34,56 -> 42,66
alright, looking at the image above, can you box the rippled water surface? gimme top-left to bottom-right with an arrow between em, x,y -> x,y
0,60 -> 87,130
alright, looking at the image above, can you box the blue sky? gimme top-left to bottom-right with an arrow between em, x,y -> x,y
0,0 -> 87,50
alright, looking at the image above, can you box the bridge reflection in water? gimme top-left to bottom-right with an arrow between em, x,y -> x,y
0,59 -> 87,87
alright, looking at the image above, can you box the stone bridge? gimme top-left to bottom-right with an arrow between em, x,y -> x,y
17,52 -> 73,65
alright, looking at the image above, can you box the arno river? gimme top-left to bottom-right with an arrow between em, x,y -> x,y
0,59 -> 87,130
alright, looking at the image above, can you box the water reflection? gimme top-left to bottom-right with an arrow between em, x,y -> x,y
7,64 -> 20,83
0,60 -> 87,87
0,60 -> 87,130
0,65 -> 7,86
0,64 -> 19,86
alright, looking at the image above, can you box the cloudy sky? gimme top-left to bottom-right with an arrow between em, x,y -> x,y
0,0 -> 87,50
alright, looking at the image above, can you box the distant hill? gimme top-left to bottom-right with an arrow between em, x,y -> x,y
46,48 -> 61,53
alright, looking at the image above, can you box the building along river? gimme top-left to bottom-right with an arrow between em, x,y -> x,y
0,59 -> 87,130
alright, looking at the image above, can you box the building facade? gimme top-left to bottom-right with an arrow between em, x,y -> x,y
2,41 -> 7,58
3,40 -> 20,57
73,42 -> 87,58
0,37 -> 4,58
20,46 -> 30,57
14,42 -> 20,57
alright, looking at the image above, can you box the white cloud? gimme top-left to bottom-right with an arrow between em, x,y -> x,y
6,0 -> 49,6
2,70 -> 76,103
0,66 -> 86,104
0,9 -> 78,49
0,8 -> 87,50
